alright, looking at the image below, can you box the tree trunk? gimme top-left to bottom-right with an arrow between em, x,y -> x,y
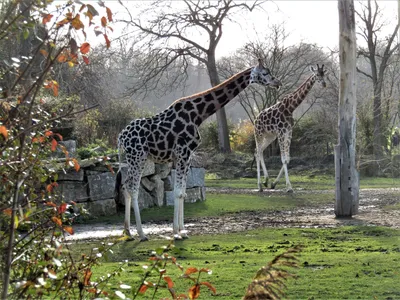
335,0 -> 359,217
207,57 -> 231,153
372,86 -> 383,163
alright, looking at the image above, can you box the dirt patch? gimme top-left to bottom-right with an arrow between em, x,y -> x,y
69,188 -> 400,241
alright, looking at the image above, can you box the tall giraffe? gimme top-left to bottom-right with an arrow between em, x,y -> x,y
254,64 -> 327,192
116,60 -> 282,241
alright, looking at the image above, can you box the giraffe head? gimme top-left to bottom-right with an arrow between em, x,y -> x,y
250,59 -> 282,89
310,64 -> 327,88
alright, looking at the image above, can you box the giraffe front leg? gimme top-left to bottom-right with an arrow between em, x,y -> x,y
256,151 -> 263,192
271,166 -> 284,189
260,154 -> 269,188
132,189 -> 148,241
281,153 -> 293,193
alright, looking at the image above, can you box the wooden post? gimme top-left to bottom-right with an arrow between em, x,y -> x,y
335,0 -> 359,217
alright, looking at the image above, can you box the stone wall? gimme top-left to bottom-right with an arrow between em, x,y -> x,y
55,158 -> 206,218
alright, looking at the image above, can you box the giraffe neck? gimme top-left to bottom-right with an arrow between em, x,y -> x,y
285,74 -> 317,113
171,68 -> 252,124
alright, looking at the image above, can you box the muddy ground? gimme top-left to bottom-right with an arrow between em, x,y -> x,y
69,188 -> 400,241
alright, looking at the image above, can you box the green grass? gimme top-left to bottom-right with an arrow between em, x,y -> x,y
205,174 -> 400,190
83,192 -> 335,225
72,226 -> 400,299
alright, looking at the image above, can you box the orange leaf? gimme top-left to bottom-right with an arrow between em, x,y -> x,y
42,14 -> 53,25
106,7 -> 113,22
163,276 -> 174,289
0,125 -> 8,140
104,33 -> 110,48
46,184 -> 54,193
52,81 -> 59,96
87,288 -> 96,293
58,203 -> 67,214
45,131 -> 53,137
188,284 -> 200,300
51,139 -> 58,152
82,56 -> 90,65
200,282 -> 216,294
39,136 -> 46,143
56,18 -> 69,27
57,54 -> 67,62
139,284 -> 148,294
80,42 -> 90,54
40,49 -> 48,57
83,268 -> 92,286
71,14 -> 84,30
63,226 -> 74,235
101,16 -> 107,27
51,216 -> 62,226
3,208 -> 12,216
72,158 -> 80,172
45,202 -> 57,207
184,267 -> 198,276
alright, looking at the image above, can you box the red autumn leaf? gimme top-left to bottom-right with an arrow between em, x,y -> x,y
51,216 -> 62,226
0,125 -> 8,140
51,139 -> 58,152
58,203 -> 67,214
72,158 -> 80,172
82,56 -> 90,65
63,226 -> 74,235
3,208 -> 12,216
139,284 -> 148,294
54,133 -> 63,141
45,131 -> 53,137
188,284 -> 200,300
42,14 -> 53,25
39,136 -> 46,143
52,81 -> 59,96
200,282 -> 216,294
45,202 -> 57,207
184,267 -> 198,276
163,276 -> 174,289
101,16 -> 107,27
87,288 -> 96,293
80,42 -> 90,54
83,268 -> 92,286
104,33 -> 110,48
106,7 -> 113,22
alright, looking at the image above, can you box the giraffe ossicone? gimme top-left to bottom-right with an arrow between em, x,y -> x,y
115,60 -> 281,241
254,64 -> 327,193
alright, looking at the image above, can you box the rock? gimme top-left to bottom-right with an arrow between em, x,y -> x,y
55,140 -> 77,158
83,199 -> 117,217
58,169 -> 84,181
55,181 -> 88,203
138,185 -> 154,210
87,172 -> 116,201
187,168 -> 205,188
141,177 -> 156,192
155,163 -> 171,179
165,186 -> 206,206
151,174 -> 164,207
163,175 -> 173,191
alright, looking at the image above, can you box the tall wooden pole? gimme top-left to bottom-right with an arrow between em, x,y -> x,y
335,0 -> 359,217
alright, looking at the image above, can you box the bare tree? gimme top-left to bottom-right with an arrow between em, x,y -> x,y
356,0 -> 400,166
118,0 -> 265,152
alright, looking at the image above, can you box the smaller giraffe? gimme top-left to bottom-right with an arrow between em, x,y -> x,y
254,64 -> 327,192
116,59 -> 281,241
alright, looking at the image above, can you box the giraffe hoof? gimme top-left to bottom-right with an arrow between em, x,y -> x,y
270,184 -> 276,189
258,188 -> 263,193
286,188 -> 294,193
123,229 -> 134,240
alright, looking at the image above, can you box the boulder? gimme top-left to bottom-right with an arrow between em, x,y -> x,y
155,163 -> 171,179
138,185 -> 154,210
55,181 -> 88,203
58,169 -> 84,181
84,199 -> 117,216
56,140 -> 77,158
187,168 -> 206,188
141,177 -> 156,192
151,174 -> 164,207
87,172 -> 115,201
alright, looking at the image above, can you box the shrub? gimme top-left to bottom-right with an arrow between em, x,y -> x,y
231,119 -> 256,153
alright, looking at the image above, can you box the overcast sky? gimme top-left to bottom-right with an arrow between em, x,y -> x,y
105,0 -> 398,58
